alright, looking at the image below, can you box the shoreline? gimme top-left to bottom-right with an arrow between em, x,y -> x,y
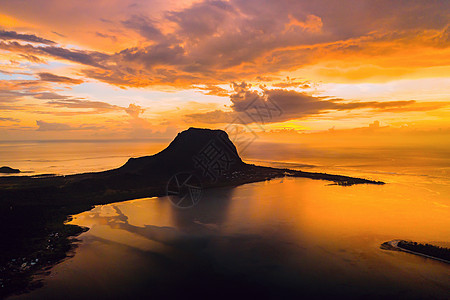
381,240 -> 450,264
0,164 -> 384,206
0,223 -> 88,299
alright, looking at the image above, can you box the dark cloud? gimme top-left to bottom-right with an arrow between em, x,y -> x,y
296,0 -> 449,40
167,1 -> 236,39
100,18 -> 113,23
19,53 -> 45,63
0,30 -> 55,45
0,117 -> 19,122
36,120 -> 73,131
38,45 -> 107,68
47,99 -> 120,112
118,43 -> 186,68
38,72 -> 84,84
187,83 -> 436,124
36,120 -> 103,131
51,31 -> 66,38
33,92 -> 70,100
255,76 -> 277,82
0,41 -> 107,68
122,15 -> 165,41
42,98 -> 147,118
95,32 -> 117,42
0,89 -> 26,102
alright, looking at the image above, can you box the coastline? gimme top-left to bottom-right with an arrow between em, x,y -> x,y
0,164 -> 384,207
0,202 -> 93,299
381,240 -> 450,264
0,225 -> 88,298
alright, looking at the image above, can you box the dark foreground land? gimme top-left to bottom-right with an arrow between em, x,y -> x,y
0,128 -> 384,298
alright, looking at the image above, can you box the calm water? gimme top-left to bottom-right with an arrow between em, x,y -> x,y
3,140 -> 450,299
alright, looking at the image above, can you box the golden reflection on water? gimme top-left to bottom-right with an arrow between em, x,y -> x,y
70,177 -> 449,244
11,176 -> 449,299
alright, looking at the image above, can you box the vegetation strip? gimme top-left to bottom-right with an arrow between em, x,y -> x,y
381,239 -> 450,264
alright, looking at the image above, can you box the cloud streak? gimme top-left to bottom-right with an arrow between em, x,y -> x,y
0,117 -> 19,122
187,83 -> 446,124
36,120 -> 103,131
38,72 -> 84,84
0,30 -> 55,45
46,99 -> 121,113
0,41 -> 107,68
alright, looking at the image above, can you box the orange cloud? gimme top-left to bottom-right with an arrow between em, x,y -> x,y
1,0 -> 448,87
124,103 -> 145,118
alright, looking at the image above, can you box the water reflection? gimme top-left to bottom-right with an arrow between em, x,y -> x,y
11,178 -> 450,300
169,187 -> 235,230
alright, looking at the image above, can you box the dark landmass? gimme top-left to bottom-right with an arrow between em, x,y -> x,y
381,240 -> 450,263
0,128 -> 384,298
398,240 -> 450,262
0,221 -> 87,298
0,128 -> 383,207
0,167 -> 20,174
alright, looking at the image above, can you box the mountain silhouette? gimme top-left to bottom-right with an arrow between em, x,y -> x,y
119,127 -> 243,176
0,127 -> 383,207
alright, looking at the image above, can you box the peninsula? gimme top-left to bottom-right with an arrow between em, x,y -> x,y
381,240 -> 450,264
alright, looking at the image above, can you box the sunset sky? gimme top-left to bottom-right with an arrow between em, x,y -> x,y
0,0 -> 449,143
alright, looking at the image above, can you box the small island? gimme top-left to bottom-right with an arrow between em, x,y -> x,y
0,166 -> 21,174
381,239 -> 450,264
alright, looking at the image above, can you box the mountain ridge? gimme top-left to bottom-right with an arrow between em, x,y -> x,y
0,127 -> 384,207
